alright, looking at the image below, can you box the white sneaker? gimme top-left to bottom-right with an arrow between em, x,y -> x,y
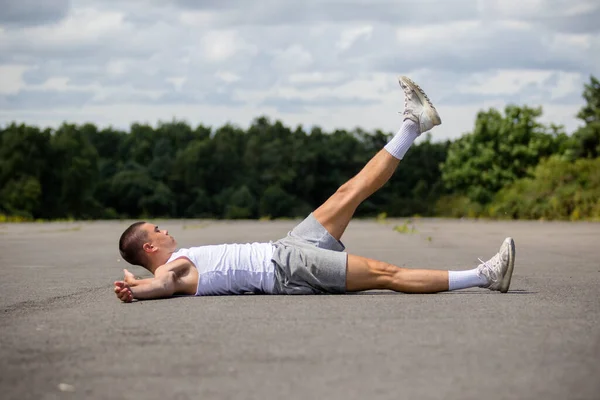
477,237 -> 516,293
398,76 -> 441,134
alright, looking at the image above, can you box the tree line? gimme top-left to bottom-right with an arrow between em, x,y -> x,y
1,76 -> 598,221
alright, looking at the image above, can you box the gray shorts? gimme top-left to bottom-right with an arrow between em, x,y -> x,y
271,213 -> 348,295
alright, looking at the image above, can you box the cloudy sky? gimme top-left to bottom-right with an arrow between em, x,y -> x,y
0,0 -> 598,140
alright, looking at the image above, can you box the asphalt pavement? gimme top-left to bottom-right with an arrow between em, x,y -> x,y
1,218 -> 599,400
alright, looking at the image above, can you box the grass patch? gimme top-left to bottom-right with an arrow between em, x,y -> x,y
393,220 -> 417,234
0,214 -> 33,223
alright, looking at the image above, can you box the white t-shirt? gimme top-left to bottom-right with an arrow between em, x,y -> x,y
167,242 -> 276,295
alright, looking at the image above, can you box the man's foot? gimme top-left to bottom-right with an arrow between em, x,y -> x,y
477,237 -> 516,293
398,76 -> 441,134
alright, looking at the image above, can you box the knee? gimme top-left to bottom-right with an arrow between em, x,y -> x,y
381,262 -> 411,291
336,180 -> 359,199
367,260 -> 402,288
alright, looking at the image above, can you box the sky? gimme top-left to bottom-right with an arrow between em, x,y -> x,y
0,0 -> 598,140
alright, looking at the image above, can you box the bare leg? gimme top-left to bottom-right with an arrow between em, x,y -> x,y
313,149 -> 400,240
345,254 -> 449,293
313,76 -> 441,242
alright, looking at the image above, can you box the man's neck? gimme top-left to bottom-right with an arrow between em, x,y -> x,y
146,252 -> 173,274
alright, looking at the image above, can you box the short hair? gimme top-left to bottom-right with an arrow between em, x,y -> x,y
119,221 -> 149,267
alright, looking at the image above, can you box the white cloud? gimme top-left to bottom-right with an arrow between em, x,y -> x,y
461,70 -> 555,96
106,59 -> 128,76
166,77 -> 187,91
396,20 -> 482,44
201,30 -> 242,62
0,64 -> 28,94
179,10 -> 217,26
337,25 -> 373,51
565,0 -> 598,15
288,72 -> 346,85
271,44 -> 314,72
482,0 -> 595,18
28,8 -> 127,46
549,72 -> 583,100
35,76 -> 70,90
0,0 -> 597,139
215,71 -> 241,83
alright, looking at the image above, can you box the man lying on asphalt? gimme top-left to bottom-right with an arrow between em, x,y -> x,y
114,76 -> 515,302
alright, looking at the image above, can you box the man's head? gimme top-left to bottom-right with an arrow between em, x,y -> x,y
119,222 -> 177,269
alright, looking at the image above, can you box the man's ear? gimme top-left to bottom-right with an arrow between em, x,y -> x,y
142,242 -> 155,254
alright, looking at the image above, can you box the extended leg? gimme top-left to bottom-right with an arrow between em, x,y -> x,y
345,254 -> 450,293
345,237 -> 516,293
314,76 -> 441,240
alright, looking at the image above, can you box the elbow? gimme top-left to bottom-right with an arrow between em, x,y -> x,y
160,272 -> 177,295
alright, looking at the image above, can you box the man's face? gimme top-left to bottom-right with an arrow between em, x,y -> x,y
142,223 -> 177,254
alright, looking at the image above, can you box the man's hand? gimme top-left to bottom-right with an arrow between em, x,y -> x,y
114,281 -> 133,303
123,269 -> 136,286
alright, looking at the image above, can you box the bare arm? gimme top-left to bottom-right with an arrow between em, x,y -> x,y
130,272 -> 177,300
114,258 -> 197,302
123,268 -> 153,287
114,273 -> 175,302
127,278 -> 154,287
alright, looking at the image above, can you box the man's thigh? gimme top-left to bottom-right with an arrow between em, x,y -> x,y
284,213 -> 346,252
271,240 -> 348,294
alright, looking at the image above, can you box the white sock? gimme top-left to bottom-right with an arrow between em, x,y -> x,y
448,268 -> 488,291
384,119 -> 420,160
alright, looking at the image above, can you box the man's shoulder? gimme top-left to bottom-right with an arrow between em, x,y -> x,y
167,248 -> 188,263
156,255 -> 194,277
156,256 -> 199,295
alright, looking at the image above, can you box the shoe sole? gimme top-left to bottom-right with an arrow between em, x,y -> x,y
398,76 -> 442,126
499,237 -> 515,293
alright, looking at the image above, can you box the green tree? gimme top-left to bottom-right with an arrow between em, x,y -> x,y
259,185 -> 297,218
243,117 -> 297,195
383,134 -> 450,216
223,185 -> 256,219
139,182 -> 176,217
184,188 -> 212,218
46,123 -> 102,218
568,76 -> 600,159
1,117 -> 454,220
210,124 -> 246,194
441,105 -> 564,204
82,124 -> 128,218
171,138 -> 215,215
0,123 -> 51,218
0,176 -> 42,218
490,156 -> 600,220
107,169 -> 155,217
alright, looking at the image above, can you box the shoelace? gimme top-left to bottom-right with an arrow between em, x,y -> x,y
413,82 -> 436,109
400,79 -> 437,112
478,254 -> 500,282
401,83 -> 412,110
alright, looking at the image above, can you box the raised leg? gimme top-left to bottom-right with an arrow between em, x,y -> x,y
313,76 -> 441,241
345,254 -> 449,293
313,149 -> 400,240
